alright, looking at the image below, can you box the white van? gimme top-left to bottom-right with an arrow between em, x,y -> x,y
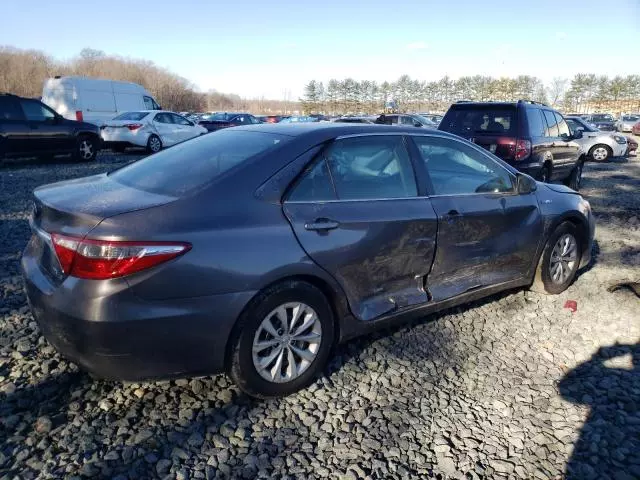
42,76 -> 161,126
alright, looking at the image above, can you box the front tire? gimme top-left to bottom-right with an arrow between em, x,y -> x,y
146,134 -> 162,154
228,280 -> 335,398
588,144 -> 611,162
74,135 -> 98,162
531,222 -> 582,295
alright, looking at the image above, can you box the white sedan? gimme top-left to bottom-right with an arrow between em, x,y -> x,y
101,110 -> 208,153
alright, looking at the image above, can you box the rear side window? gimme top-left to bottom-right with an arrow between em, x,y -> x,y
439,106 -> 516,135
0,97 -> 23,120
526,109 -> 546,137
287,159 -> 336,202
110,130 -> 288,196
324,136 -> 417,200
543,110 -> 559,137
113,112 -> 149,121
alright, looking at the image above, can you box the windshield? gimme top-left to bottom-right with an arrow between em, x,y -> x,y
622,115 -> 639,122
113,112 -> 149,121
110,130 -> 289,196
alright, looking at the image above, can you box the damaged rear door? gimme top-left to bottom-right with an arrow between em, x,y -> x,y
283,134 -> 438,321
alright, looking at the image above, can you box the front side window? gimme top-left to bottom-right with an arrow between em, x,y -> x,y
324,136 -> 417,200
555,112 -> 570,137
543,110 -> 559,137
143,96 -> 154,110
400,115 -> 415,125
413,136 -> 514,196
20,100 -> 56,121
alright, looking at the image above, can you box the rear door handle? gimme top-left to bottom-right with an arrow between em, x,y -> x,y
304,218 -> 340,231
443,209 -> 460,222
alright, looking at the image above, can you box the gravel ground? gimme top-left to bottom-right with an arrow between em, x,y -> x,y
1,149 -> 639,480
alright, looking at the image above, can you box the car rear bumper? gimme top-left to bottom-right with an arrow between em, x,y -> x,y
21,244 -> 256,381
100,128 -> 149,148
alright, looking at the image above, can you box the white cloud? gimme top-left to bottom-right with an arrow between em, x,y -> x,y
406,41 -> 429,51
556,31 -> 568,39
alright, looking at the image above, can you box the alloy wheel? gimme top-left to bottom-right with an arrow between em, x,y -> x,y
252,302 -> 322,383
549,233 -> 578,284
79,139 -> 93,160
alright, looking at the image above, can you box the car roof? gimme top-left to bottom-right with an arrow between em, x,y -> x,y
233,122 -> 464,142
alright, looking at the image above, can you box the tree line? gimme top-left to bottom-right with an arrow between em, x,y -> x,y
301,74 -> 640,115
0,46 -> 292,113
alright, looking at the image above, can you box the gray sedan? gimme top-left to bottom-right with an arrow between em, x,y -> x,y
22,124 -> 595,397
565,116 -> 628,161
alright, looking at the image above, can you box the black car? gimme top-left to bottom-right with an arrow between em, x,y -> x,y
438,100 -> 584,189
585,113 -> 616,132
0,93 -> 101,162
198,112 -> 261,132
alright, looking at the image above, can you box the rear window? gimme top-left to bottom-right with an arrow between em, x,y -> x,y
110,130 -> 288,196
439,106 -> 516,136
113,112 -> 149,121
622,115 -> 639,122
203,113 -> 233,121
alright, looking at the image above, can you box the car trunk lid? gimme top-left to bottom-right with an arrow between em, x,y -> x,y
30,174 -> 176,281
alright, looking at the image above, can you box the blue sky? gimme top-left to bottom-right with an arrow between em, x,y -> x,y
2,0 -> 639,98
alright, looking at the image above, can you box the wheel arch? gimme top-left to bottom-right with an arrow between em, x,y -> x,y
223,272 -> 351,372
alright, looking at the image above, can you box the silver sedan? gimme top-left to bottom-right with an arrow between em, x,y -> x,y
565,116 -> 628,161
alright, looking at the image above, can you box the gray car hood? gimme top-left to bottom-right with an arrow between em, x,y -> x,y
541,183 -> 579,195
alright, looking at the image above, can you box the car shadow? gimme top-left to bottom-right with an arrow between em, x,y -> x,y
558,342 -> 640,479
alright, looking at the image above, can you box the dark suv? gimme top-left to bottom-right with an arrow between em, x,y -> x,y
438,100 -> 584,189
0,93 -> 101,163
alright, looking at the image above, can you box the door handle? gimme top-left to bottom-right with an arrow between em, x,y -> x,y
304,218 -> 340,231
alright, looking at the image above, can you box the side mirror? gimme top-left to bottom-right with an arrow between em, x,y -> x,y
414,122 -> 422,127
573,129 -> 583,139
517,173 -> 537,194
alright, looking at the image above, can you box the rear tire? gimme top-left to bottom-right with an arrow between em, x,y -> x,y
564,159 -> 584,191
74,135 -> 98,162
588,144 -> 611,162
530,222 -> 582,295
146,135 -> 162,154
228,280 -> 335,398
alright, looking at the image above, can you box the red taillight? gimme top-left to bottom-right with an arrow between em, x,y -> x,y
75,110 -> 83,121
50,234 -> 190,280
515,139 -> 532,161
126,123 -> 142,131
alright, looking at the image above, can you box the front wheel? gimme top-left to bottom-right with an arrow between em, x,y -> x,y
228,280 -> 335,398
588,144 -> 611,162
74,135 -> 98,161
531,222 -> 582,295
